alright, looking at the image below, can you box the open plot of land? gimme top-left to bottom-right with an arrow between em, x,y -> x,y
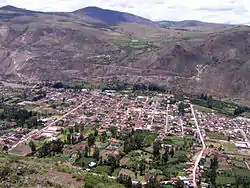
207,132 -> 229,141
194,106 -> 212,113
221,142 -> 238,153
163,136 -> 185,146
9,143 -> 32,156
32,169 -> 83,187
216,176 -> 236,186
238,149 -> 250,156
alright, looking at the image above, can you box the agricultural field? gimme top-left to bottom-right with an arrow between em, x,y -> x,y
206,132 -> 229,141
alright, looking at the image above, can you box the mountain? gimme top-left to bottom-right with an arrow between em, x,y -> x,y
0,5 -> 250,104
72,7 -> 158,27
0,5 -> 40,14
158,20 -> 232,29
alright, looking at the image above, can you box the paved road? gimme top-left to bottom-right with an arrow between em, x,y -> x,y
180,117 -> 184,137
164,103 -> 169,134
10,97 -> 94,149
245,162 -> 250,170
150,98 -> 158,129
191,105 -> 206,188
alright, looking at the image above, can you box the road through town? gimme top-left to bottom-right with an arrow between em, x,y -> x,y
191,104 -> 206,188
165,103 -> 169,134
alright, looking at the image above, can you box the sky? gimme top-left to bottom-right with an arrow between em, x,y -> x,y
0,0 -> 249,24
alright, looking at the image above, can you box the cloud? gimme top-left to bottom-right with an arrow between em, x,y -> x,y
0,0 -> 249,24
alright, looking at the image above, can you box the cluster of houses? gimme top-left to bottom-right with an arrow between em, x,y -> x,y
195,111 -> 250,149
1,87 -> 250,187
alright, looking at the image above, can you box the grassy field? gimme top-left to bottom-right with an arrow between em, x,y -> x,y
195,105 -> 212,113
242,112 -> 250,118
216,176 -> 236,186
206,141 -> 221,148
191,98 -> 237,117
232,167 -> 250,177
221,142 -> 238,153
163,136 -> 185,145
10,148 -> 22,153
92,165 -> 110,175
74,157 -> 97,168
232,160 -> 247,169
207,132 -> 229,141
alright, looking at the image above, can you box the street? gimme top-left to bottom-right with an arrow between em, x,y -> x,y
191,104 -> 206,188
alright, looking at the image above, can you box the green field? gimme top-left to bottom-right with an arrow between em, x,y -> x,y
163,136 -> 185,145
191,98 -> 237,117
74,157 -> 97,168
195,105 -> 213,113
92,165 -> 110,175
222,142 -> 238,153
216,176 -> 236,186
207,132 -> 229,141
232,167 -> 250,177
10,148 -> 22,153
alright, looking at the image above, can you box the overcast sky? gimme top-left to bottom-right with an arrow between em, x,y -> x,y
0,0 -> 249,24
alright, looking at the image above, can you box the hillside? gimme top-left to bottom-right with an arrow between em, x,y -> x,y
73,6 -> 157,27
0,6 -> 249,104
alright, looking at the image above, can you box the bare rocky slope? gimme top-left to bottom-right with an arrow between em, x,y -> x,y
0,6 -> 250,104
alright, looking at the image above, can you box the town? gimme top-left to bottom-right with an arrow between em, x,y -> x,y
0,84 -> 250,188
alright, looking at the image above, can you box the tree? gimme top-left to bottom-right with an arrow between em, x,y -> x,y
178,154 -> 188,163
133,83 -> 147,91
126,176 -> 133,188
79,133 -> 84,141
80,124 -> 85,133
75,124 -> 79,133
100,131 -> 107,142
124,139 -> 131,154
153,141 -> 161,157
175,179 -> 185,188
29,140 -> 36,152
53,82 -> 64,88
36,139 -> 64,158
210,167 -> 217,186
200,93 -> 208,100
210,155 -> 219,186
178,102 -> 185,115
69,127 -> 74,134
145,177 -> 163,188
207,96 -> 213,109
110,127 -> 117,138
84,146 -> 89,157
93,147 -> 100,161
139,159 -> 146,176
67,134 -> 72,144
162,149 -> 169,164
94,128 -> 98,137
234,106 -> 249,116
88,133 -> 96,147
170,147 -> 175,158
134,182 -> 142,188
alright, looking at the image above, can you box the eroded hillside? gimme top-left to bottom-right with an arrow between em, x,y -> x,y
0,6 -> 250,104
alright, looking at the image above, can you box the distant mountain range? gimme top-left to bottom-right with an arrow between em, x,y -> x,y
0,5 -> 250,105
0,5 -> 232,28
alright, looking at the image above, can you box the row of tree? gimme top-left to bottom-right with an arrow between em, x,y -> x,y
0,105 -> 40,128
200,94 -> 213,109
117,174 -> 142,188
36,139 -> 64,158
123,131 -> 155,154
234,106 -> 249,116
133,83 -> 165,92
